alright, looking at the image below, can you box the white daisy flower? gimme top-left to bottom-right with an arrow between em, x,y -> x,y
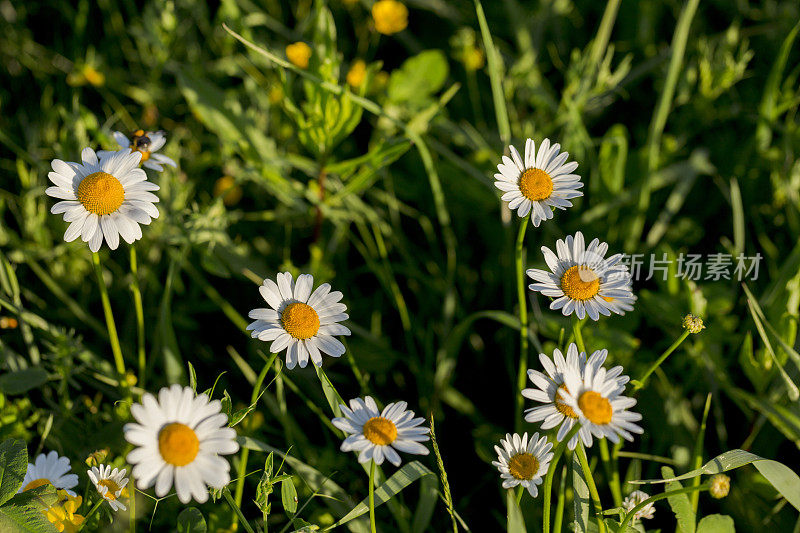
332,396 -> 430,467
87,464 -> 129,512
492,432 -> 553,497
98,130 -> 177,172
559,359 -> 643,448
622,490 -> 655,521
17,451 -> 78,496
247,272 -> 351,370
522,343 -> 629,450
124,385 -> 239,504
46,147 -> 160,252
526,231 -> 636,321
493,138 -> 583,226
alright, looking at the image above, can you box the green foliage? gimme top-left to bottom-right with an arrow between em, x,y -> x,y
1,0 -> 800,530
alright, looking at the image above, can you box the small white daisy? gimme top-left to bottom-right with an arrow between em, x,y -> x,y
124,385 -> 239,504
622,490 -> 655,521
493,138 -> 583,226
46,147 -> 160,252
87,464 -> 129,511
560,359 -> 643,448
17,451 -> 78,496
332,396 -> 429,467
522,343 -> 629,450
98,130 -> 177,172
492,432 -> 553,497
247,272 -> 351,369
526,231 -> 635,321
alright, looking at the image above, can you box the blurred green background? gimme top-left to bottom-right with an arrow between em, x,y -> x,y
1,0 -> 800,530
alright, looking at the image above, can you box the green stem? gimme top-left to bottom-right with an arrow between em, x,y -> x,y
515,213 -> 531,428
572,316 -> 586,354
690,394 -> 712,512
543,424 -> 581,533
599,439 -> 622,506
618,484 -> 710,530
232,361 -> 272,530
91,252 -> 126,380
129,474 -> 135,533
515,485 -> 524,504
553,463 -> 567,533
77,499 -> 104,532
369,460 -> 377,533
130,247 -> 146,387
576,443 -> 607,533
224,487 -> 256,533
634,330 -> 691,390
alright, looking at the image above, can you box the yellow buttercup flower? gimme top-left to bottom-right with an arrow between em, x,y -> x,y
214,176 -> 243,206
44,491 -> 85,533
286,42 -> 312,69
347,60 -> 367,88
372,0 -> 408,35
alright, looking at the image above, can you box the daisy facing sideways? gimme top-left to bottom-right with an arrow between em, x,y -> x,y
87,464 -> 129,511
18,451 -> 78,495
332,396 -> 429,467
559,356 -> 643,448
46,147 -> 160,252
522,343 -> 629,450
124,385 -> 239,504
527,231 -> 636,321
247,272 -> 351,369
492,432 -> 553,497
493,138 -> 583,226
98,130 -> 177,172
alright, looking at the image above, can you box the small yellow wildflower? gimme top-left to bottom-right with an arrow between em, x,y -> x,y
44,491 -> 85,533
464,48 -> 485,71
286,42 -> 312,69
0,317 -> 18,329
347,60 -> 367,88
372,0 -> 408,35
268,85 -> 284,104
709,474 -> 730,499
214,176 -> 243,206
85,449 -> 109,467
682,314 -> 705,334
83,65 -> 105,87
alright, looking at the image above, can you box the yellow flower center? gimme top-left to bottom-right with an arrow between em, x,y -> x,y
508,453 -> 539,481
23,478 -> 51,492
362,416 -> 398,446
560,265 -> 600,301
372,0 -> 409,35
98,479 -> 121,500
281,302 -> 320,340
286,42 -> 312,69
518,167 -> 553,201
554,384 -> 578,419
158,423 -> 200,466
578,391 -> 613,425
77,172 -> 125,215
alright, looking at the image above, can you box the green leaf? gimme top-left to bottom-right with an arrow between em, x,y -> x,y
0,439 -> 27,506
387,51 -> 449,104
0,369 -> 48,395
255,453 -> 274,522
0,486 -> 59,533
176,507 -> 207,533
281,478 -> 298,514
661,466 -> 695,533
633,450 -> 800,511
506,489 -> 526,533
573,453 -> 590,532
314,366 -> 345,418
696,514 -> 735,533
328,461 -> 434,528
